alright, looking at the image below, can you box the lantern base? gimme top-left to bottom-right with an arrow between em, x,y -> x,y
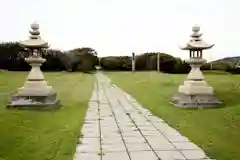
178,80 -> 213,95
171,92 -> 222,108
7,91 -> 61,111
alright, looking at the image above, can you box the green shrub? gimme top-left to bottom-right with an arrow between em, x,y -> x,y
0,42 -> 98,72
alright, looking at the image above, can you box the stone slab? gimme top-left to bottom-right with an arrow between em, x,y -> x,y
80,137 -> 100,145
173,142 -> 201,150
102,142 -> 126,152
137,126 -> 158,131
75,153 -> 101,160
141,130 -> 161,136
156,151 -> 186,160
101,137 -> 123,144
76,144 -> 100,153
101,132 -> 121,138
145,136 -> 175,151
171,92 -> 222,108
6,99 -> 61,111
166,135 -> 190,143
154,123 -> 180,137
129,151 -> 158,160
123,136 -> 146,143
7,88 -> 61,111
102,152 -> 130,160
181,150 -> 207,159
125,143 -> 152,151
121,131 -> 142,137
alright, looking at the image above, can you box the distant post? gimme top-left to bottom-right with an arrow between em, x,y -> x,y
96,57 -> 101,71
157,52 -> 160,72
132,52 -> 135,72
209,55 -> 213,70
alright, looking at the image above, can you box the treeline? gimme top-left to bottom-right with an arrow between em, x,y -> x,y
100,53 -> 240,74
100,53 -> 191,73
208,57 -> 240,74
0,42 -> 98,72
1,42 -> 240,74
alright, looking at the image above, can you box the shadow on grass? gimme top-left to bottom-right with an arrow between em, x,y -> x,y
83,71 -> 96,74
203,70 -> 230,75
59,71 -> 97,74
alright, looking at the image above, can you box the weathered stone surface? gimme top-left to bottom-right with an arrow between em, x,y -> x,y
129,151 -> 158,160
123,136 -> 146,143
181,150 -> 207,159
121,131 -> 142,137
146,117 -> 164,123
80,137 -> 100,145
141,130 -> 161,136
119,126 -> 137,132
173,142 -> 201,150
76,143 -> 100,153
172,92 -> 222,108
101,137 -> 122,144
166,135 -> 190,142
102,152 -> 130,160
7,92 -> 61,111
154,123 -> 180,137
146,136 -> 175,151
102,142 -> 126,152
137,126 -> 157,131
101,132 -> 121,138
126,143 -> 151,151
81,131 -> 100,138
156,151 -> 186,160
75,153 -> 100,160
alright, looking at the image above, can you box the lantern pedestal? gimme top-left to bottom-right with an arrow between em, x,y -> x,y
171,58 -> 222,108
7,56 -> 60,111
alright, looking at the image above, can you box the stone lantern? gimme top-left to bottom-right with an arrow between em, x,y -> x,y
7,22 -> 60,110
171,25 -> 222,108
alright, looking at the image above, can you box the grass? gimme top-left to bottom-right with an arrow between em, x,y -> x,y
106,71 -> 240,160
0,71 -> 95,160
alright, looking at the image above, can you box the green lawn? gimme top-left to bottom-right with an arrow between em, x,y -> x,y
106,71 -> 240,160
0,71 -> 95,160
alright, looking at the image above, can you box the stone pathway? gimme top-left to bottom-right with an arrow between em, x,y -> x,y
74,73 -> 213,160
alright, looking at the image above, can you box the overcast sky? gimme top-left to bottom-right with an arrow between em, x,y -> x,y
0,0 -> 238,60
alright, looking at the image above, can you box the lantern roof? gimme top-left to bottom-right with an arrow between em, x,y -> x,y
19,22 -> 49,49
180,25 -> 214,50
